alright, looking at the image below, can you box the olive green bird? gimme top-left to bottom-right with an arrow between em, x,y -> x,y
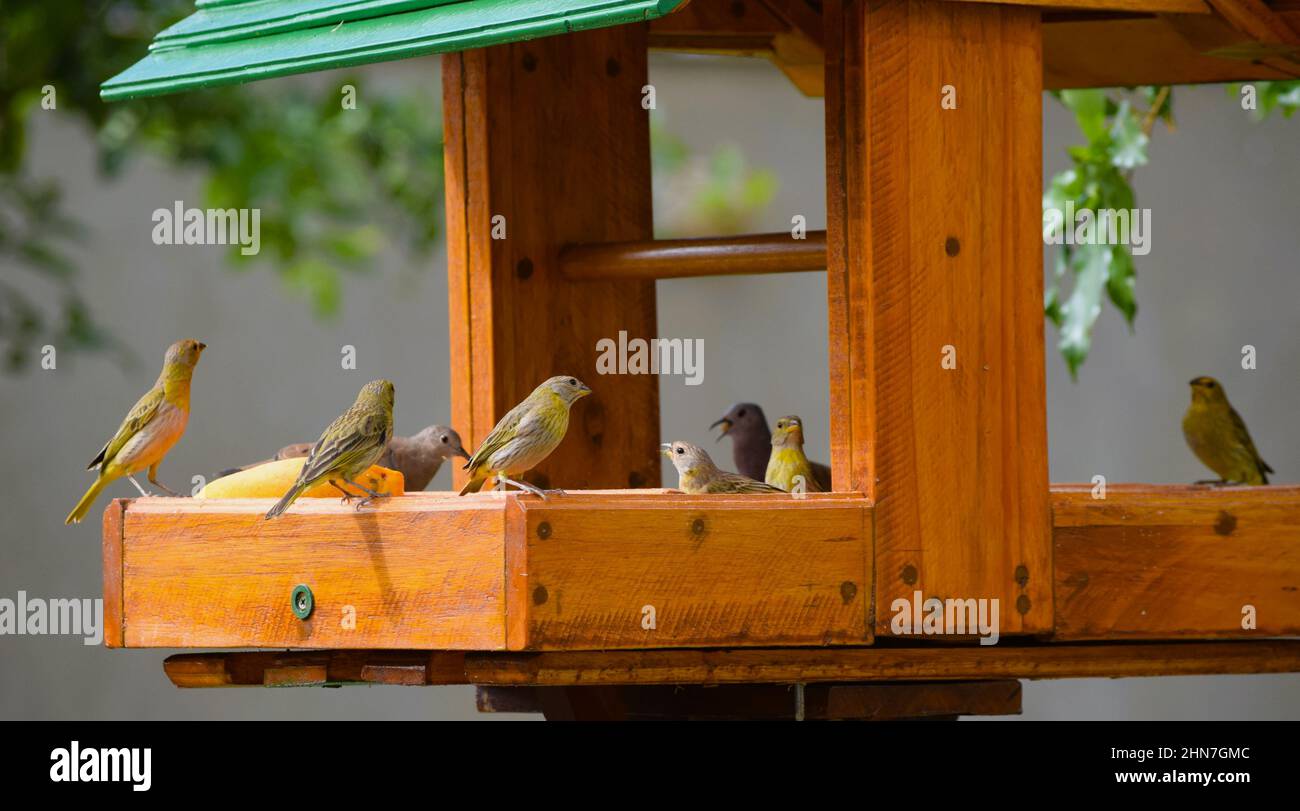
1182,376 -> 1273,486
662,441 -> 785,494
265,379 -> 395,519
66,339 -> 206,525
766,416 -> 824,493
459,375 -> 592,498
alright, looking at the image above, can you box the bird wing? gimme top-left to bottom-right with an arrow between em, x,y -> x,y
1229,407 -> 1272,476
709,473 -> 786,494
88,384 -> 166,470
464,398 -> 531,472
298,409 -> 390,486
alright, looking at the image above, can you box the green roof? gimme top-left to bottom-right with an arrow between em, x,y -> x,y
102,0 -> 684,101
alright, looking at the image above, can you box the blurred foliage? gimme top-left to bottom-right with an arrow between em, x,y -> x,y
1047,80 -> 1298,377
1,0 -> 442,374
651,114 -> 779,238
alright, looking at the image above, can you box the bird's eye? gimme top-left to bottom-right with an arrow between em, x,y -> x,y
440,435 -> 449,443
568,378 -> 577,386
675,447 -> 684,455
738,409 -> 747,418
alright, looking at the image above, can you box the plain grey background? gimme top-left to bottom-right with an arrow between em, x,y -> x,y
2,52 -> 1297,720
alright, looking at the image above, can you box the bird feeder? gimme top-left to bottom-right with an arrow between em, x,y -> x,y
99,0 -> 1300,720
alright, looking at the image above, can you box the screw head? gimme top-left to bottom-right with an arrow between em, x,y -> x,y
291,584 -> 314,620
901,564 -> 918,585
537,521 -> 552,540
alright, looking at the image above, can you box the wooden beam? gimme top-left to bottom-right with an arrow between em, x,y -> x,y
823,0 -> 1051,637
465,641 -> 1300,685
559,231 -> 827,281
442,25 -> 661,495
161,640 -> 1300,687
1053,484 -> 1300,639
475,680 -> 1023,719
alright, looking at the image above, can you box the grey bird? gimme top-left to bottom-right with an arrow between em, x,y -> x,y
710,402 -> 832,490
217,425 -> 469,491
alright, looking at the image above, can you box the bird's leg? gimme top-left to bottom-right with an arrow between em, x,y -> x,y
1195,479 -> 1228,486
496,475 -> 548,500
329,480 -> 355,504
343,478 -> 387,510
126,475 -> 155,498
148,463 -> 180,497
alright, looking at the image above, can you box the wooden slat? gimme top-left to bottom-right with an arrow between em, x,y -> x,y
464,640 -> 1300,685
164,651 -> 470,687
119,496 -> 508,649
650,1 -> 1300,91
824,0 -> 1051,637
165,640 -> 1300,687
476,680 -> 1022,719
1053,484 -> 1300,639
559,231 -> 827,281
512,493 -> 871,648
102,499 -> 126,648
442,25 -> 661,495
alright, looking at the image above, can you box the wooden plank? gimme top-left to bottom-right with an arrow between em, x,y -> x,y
513,493 -> 871,649
1053,485 -> 1300,639
102,499 -> 126,648
823,0 -> 1051,637
119,496 -> 507,649
164,651 -> 470,687
464,640 -> 1300,685
476,680 -> 1022,719
651,2 -> 1300,92
560,231 -> 828,281
442,25 -> 661,495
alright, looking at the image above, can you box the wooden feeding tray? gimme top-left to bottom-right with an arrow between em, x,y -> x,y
97,0 -> 1300,717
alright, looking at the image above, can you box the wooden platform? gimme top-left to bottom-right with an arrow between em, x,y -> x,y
104,485 -> 1300,661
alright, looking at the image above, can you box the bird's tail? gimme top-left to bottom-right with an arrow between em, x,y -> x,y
458,472 -> 488,496
265,482 -> 308,519
66,477 -> 108,525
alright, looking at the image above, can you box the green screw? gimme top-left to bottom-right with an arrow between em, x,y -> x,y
291,584 -> 314,620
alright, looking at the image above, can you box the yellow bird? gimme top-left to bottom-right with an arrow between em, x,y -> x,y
662,441 -> 785,494
66,339 -> 206,525
266,379 -> 396,518
765,416 -> 823,493
1182,376 -> 1273,485
459,375 -> 591,498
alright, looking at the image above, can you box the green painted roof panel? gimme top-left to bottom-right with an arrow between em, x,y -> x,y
102,0 -> 684,101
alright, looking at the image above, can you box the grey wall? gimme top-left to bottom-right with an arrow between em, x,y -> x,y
1,52 -> 1296,720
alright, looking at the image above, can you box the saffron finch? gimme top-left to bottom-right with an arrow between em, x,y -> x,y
1182,376 -> 1273,485
265,379 -> 395,518
662,441 -> 785,494
66,339 -> 206,525
766,416 -> 824,492
459,375 -> 591,498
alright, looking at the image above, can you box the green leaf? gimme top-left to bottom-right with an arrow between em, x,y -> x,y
1108,100 -> 1149,170
1056,244 -> 1109,380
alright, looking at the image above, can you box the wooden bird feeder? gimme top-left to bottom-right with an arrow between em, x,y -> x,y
100,0 -> 1300,720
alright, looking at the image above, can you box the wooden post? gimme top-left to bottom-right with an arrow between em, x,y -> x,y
824,0 -> 1052,635
442,26 -> 661,493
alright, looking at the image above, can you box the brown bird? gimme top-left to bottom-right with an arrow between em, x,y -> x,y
217,425 -> 468,491
711,402 -> 831,489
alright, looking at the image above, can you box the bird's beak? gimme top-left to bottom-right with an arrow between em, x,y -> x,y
1188,378 -> 1199,387
452,444 -> 471,461
660,442 -> 673,458
710,417 -> 732,440
197,342 -> 207,351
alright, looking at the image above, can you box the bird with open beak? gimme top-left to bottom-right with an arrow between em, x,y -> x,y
710,402 -> 832,490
